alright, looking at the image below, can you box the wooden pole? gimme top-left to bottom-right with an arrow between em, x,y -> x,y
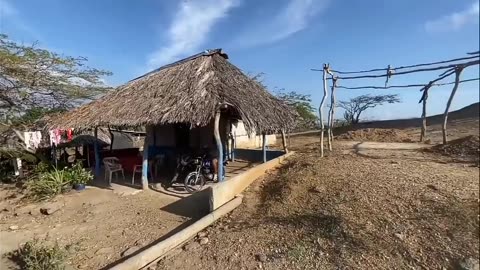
262,133 -> 267,163
108,126 -> 114,151
94,127 -> 101,176
214,110 -> 224,181
420,88 -> 429,142
281,129 -> 288,153
327,76 -> 337,151
142,126 -> 150,190
232,131 -> 236,162
319,64 -> 329,157
442,67 -> 463,144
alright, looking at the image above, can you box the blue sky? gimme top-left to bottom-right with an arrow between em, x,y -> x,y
1,0 -> 479,120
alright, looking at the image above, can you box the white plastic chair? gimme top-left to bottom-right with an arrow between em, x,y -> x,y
103,157 -> 125,185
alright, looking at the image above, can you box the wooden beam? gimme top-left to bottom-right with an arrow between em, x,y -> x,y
214,110 -> 224,181
442,67 -> 463,144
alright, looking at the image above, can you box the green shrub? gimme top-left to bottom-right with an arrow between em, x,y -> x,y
27,169 -> 70,200
64,162 -> 93,185
11,239 -> 67,270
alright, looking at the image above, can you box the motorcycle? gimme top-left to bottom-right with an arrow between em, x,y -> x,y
182,154 -> 227,193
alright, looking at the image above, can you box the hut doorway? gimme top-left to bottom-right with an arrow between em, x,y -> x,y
174,123 -> 190,150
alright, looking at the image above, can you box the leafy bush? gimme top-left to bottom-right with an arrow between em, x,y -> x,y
10,239 -> 67,270
26,169 -> 70,200
64,162 -> 93,185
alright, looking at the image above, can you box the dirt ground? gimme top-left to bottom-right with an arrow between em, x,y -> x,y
0,185 -> 202,269
156,135 -> 479,270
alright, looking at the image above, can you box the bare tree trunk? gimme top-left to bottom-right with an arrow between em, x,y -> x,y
420,89 -> 429,142
442,67 -> 463,145
319,64 -> 329,157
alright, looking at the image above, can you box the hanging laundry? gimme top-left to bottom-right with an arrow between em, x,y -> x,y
49,129 -> 62,146
67,128 -> 74,141
24,131 -> 42,149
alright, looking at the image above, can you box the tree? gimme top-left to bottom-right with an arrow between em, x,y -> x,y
276,91 -> 318,131
0,34 -> 112,118
338,94 -> 400,124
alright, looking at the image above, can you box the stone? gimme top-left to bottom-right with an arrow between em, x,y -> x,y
40,204 -> 62,215
121,246 -> 141,257
199,237 -> 209,245
394,232 -> 405,240
456,257 -> 480,270
95,247 -> 114,255
256,254 -> 267,262
183,241 -> 200,251
198,231 -> 207,238
9,225 -> 19,231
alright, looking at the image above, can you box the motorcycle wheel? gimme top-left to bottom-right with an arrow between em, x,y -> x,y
184,172 -> 205,193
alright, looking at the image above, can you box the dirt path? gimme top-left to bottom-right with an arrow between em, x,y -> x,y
155,138 -> 479,270
0,186 -> 201,269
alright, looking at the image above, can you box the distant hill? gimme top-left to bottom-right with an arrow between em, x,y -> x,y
359,102 -> 479,129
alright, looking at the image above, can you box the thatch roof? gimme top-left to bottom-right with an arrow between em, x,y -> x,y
48,49 -> 296,134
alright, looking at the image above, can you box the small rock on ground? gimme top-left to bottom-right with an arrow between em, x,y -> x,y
256,254 -> 267,262
8,225 -> 19,231
198,231 -> 207,238
456,258 -> 480,270
199,237 -> 209,245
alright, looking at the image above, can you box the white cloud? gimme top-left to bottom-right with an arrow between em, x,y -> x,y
233,0 -> 329,48
425,1 -> 479,32
147,0 -> 240,68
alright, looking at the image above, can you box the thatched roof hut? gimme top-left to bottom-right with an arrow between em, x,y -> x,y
48,49 -> 296,133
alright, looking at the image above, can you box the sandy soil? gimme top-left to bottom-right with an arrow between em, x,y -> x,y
0,185 -> 199,269
156,136 -> 479,270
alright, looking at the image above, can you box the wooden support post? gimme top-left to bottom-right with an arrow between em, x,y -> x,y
108,126 -> 114,151
262,133 -> 267,163
442,67 -> 463,144
94,127 -> 101,176
281,129 -> 288,153
319,64 -> 329,157
86,145 -> 90,167
420,88 -> 429,142
214,110 -> 224,182
142,128 -> 150,190
232,131 -> 236,162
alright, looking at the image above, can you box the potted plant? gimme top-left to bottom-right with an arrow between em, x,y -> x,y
66,162 -> 93,191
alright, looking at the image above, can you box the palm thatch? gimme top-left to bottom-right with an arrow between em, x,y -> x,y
48,49 -> 296,134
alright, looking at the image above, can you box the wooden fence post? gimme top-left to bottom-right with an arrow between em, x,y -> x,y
442,67 -> 463,144
327,76 -> 337,151
420,87 -> 430,142
281,129 -> 288,153
319,64 -> 329,157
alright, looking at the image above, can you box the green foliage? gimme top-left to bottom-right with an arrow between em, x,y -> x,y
64,162 -> 93,185
276,91 -> 318,131
0,34 -> 112,116
26,168 -> 70,200
10,239 -> 67,270
338,94 -> 401,124
9,107 -> 66,126
27,162 -> 92,200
